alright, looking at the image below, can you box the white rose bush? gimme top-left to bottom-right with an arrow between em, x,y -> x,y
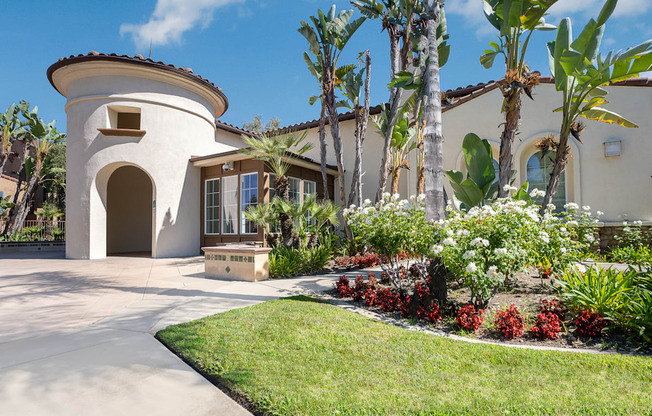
345,190 -> 597,308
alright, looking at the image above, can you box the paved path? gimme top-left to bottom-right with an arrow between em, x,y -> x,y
0,252 -> 346,416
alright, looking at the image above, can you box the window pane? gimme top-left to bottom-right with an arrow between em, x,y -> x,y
526,151 -> 566,210
205,178 -> 220,234
303,180 -> 317,227
289,177 -> 301,203
241,173 -> 258,234
222,176 -> 238,234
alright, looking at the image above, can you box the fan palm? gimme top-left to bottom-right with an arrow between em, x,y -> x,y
241,131 -> 312,247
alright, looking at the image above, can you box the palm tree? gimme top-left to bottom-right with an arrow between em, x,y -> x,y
352,0 -> 412,202
0,101 -> 29,177
303,54 -> 330,201
481,0 -> 558,197
4,117 -> 65,236
339,51 -> 371,207
541,0 -> 652,212
423,0 -> 445,221
308,197 -> 341,248
372,109 -> 417,194
241,131 -> 312,247
299,5 -> 365,238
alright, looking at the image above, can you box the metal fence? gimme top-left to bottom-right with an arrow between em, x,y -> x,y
0,220 -> 65,241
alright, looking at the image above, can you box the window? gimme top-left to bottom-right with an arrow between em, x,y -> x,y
527,151 -> 566,209
205,178 -> 220,234
108,106 -> 141,130
492,159 -> 499,185
269,173 -> 277,200
303,180 -> 316,201
117,113 -> 141,130
222,176 -> 238,234
289,177 -> 301,202
240,173 -> 258,234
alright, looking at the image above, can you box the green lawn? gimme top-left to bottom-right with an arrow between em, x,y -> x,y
157,296 -> 652,416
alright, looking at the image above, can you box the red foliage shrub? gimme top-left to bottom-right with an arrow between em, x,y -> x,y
367,272 -> 378,289
398,296 -> 412,318
334,252 -> 381,269
531,312 -> 562,340
457,304 -> 484,331
351,276 -> 367,301
425,301 -> 441,324
363,288 -> 378,306
377,288 -> 400,312
493,304 -> 525,339
334,276 -> 351,297
539,299 -> 567,320
574,310 -> 607,337
379,272 -> 391,285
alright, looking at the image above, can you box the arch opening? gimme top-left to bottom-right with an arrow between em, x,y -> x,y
106,166 -> 153,256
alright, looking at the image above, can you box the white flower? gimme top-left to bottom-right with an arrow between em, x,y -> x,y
633,220 -> 643,226
623,227 -> 631,233
463,250 -> 476,260
564,202 -> 579,211
432,245 -> 443,255
466,262 -> 478,273
539,232 -> 550,244
622,221 -> 628,226
443,237 -> 456,246
486,265 -> 499,278
596,211 -> 604,216
418,194 -> 426,202
382,192 -> 391,199
585,235 -> 595,243
343,208 -> 350,216
457,230 -> 470,237
560,247 -> 567,253
560,227 -> 568,233
363,199 -> 371,205
567,220 -> 578,227
349,204 -> 357,210
582,205 -> 591,211
391,193 -> 400,201
470,237 -> 489,247
529,188 -> 545,198
494,248 -> 508,256
446,229 -> 454,237
503,184 -> 512,192
547,203 -> 556,211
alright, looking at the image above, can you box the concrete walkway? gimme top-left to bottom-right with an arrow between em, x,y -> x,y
0,252 -> 344,416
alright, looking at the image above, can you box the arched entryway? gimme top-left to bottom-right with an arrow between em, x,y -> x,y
106,166 -> 153,256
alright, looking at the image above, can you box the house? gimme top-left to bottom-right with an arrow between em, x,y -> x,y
47,52 -> 652,259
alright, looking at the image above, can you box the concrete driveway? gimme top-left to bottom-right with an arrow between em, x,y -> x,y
0,252 -> 341,415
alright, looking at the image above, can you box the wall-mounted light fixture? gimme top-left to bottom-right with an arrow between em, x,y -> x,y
603,138 -> 621,157
223,161 -> 234,171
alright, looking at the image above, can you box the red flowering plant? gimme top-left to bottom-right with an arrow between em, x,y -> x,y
334,276 -> 351,297
494,304 -> 525,339
531,312 -> 562,340
376,287 -> 400,312
539,299 -> 567,321
351,276 -> 368,301
574,310 -> 607,337
457,304 -> 484,331
398,296 -> 412,318
364,288 -> 378,306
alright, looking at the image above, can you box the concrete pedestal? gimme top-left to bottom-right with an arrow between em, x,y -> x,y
202,245 -> 272,282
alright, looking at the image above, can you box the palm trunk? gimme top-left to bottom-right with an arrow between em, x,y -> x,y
391,167 -> 401,195
318,99 -> 329,201
497,86 -> 522,197
540,129 -> 570,215
348,51 -> 371,208
376,31 -> 403,202
424,3 -> 445,222
274,175 -> 294,247
323,65 -> 352,240
414,96 -> 425,195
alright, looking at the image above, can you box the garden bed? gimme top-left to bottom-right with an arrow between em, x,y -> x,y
330,268 -> 652,355
157,296 -> 652,416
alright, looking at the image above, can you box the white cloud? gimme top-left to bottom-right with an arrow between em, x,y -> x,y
547,0 -> 650,20
445,0 -> 496,37
121,0 -> 244,49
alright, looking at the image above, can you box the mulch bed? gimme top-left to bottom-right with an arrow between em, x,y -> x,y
329,268 -> 652,356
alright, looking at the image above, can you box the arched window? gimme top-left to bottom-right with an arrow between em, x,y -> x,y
526,151 -> 566,209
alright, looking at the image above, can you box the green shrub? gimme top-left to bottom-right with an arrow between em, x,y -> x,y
269,246 -> 305,278
609,246 -> 652,268
301,245 -> 332,272
558,267 -> 652,343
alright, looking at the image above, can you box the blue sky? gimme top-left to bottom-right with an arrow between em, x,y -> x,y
1,0 -> 650,132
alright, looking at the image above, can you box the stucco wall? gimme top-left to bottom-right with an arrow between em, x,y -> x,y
61,67 -> 237,259
295,82 -> 651,223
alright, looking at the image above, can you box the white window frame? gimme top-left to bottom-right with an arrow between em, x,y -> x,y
204,178 -> 220,235
526,151 -> 568,208
240,172 -> 259,235
221,175 -> 239,235
288,176 -> 302,203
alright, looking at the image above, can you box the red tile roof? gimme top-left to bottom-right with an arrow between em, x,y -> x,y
47,51 -> 229,112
